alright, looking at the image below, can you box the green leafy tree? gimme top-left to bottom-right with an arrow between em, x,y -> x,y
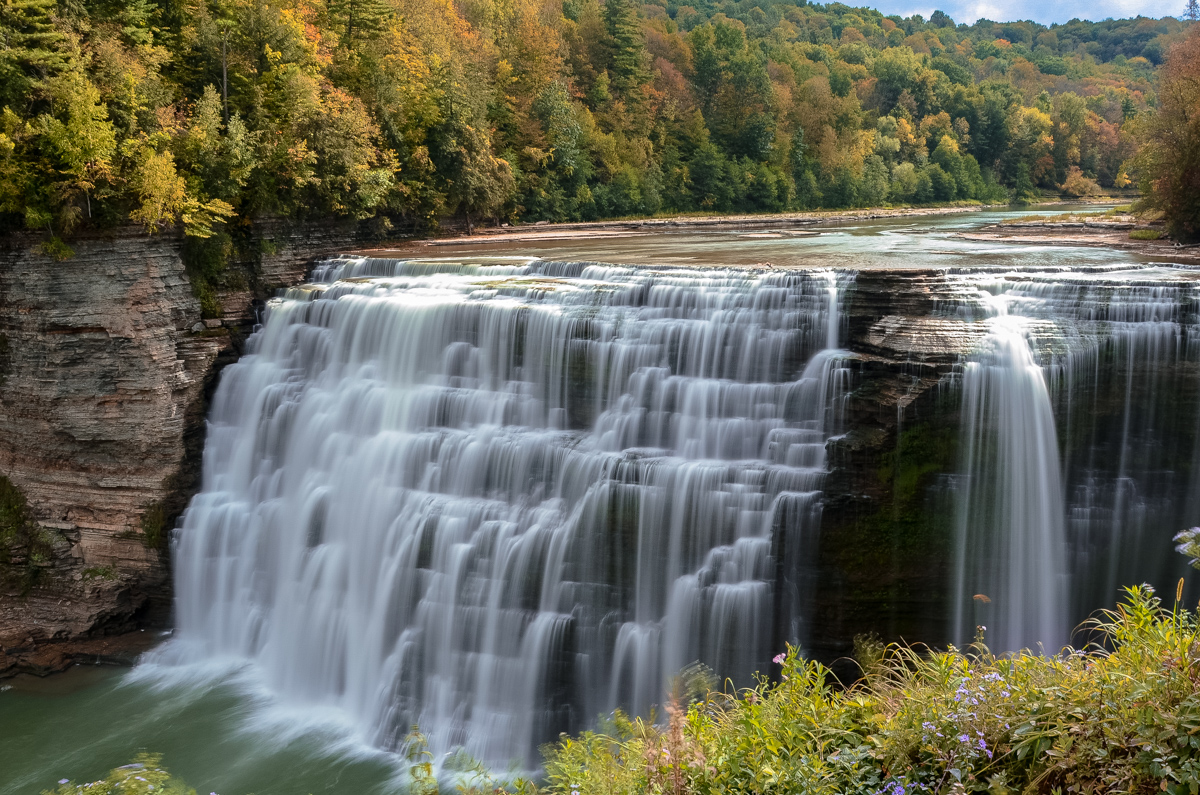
328,0 -> 394,50
38,67 -> 118,222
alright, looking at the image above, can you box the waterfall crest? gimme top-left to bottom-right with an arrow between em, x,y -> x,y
168,258 -> 852,765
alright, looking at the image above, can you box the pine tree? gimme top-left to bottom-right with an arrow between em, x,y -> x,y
1186,0 -> 1200,22
601,0 -> 648,98
0,0 -> 66,107
328,0 -> 393,50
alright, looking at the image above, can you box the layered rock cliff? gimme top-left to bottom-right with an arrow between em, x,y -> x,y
0,221 -> 358,674
810,271 -> 980,670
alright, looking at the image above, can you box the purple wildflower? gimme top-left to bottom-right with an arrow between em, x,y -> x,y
773,653 -> 786,665
958,734 -> 971,744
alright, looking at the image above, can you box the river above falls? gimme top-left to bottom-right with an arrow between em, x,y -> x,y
376,204 -> 1185,271
4,205 -> 1199,795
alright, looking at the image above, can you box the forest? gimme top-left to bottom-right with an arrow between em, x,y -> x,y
0,0 -> 1193,244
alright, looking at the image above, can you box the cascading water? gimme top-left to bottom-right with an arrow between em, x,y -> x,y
949,270 -> 1200,652
166,257 -> 852,766
951,292 -> 1068,653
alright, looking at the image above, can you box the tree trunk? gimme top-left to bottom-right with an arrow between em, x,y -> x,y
222,32 -> 229,125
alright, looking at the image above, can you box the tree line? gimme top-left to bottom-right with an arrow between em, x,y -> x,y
0,0 -> 1193,247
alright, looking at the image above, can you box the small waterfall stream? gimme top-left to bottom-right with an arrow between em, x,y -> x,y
951,296 -> 1068,653
168,258 -> 852,765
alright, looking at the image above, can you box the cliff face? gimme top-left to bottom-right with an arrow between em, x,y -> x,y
808,271 -> 982,670
0,221 -> 356,674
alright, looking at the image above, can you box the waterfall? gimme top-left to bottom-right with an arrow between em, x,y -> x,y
952,307 -> 1068,654
951,272 -> 1200,653
168,258 -> 852,766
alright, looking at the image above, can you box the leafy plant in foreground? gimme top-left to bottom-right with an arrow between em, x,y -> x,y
544,585 -> 1200,795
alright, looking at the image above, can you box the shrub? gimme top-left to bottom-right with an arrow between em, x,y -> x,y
544,585 -> 1200,795
0,475 -> 56,592
1060,166 -> 1102,197
41,754 -> 194,795
1130,228 -> 1164,240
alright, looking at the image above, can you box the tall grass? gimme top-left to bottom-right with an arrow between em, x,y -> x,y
543,585 -> 1200,795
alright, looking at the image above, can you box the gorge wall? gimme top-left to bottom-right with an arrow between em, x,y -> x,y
0,221 -> 360,674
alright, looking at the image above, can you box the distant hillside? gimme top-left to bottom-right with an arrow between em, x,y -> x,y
0,0 -> 1191,245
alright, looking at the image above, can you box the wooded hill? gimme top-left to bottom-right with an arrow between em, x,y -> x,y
0,0 -> 1192,243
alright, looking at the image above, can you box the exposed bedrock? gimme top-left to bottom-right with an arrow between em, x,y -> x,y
0,221 -> 358,674
808,271 -> 981,669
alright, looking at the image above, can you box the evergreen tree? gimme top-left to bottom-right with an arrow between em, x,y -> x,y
328,0 -> 393,50
601,0 -> 648,98
1186,0 -> 1199,22
0,0 -> 66,107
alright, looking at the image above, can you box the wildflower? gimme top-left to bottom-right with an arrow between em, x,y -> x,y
1001,690 -> 1011,697
958,734 -> 970,744
922,721 -> 936,731
59,780 -> 69,785
773,653 -> 786,665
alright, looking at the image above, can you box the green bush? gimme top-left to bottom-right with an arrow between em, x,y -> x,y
1130,228 -> 1164,240
544,585 -> 1200,795
42,754 -> 195,795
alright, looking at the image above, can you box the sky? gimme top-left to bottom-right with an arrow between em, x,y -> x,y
862,0 -> 1180,25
